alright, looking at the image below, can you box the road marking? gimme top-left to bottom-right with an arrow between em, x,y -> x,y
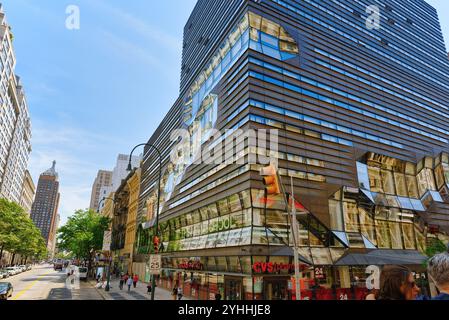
11,271 -> 53,301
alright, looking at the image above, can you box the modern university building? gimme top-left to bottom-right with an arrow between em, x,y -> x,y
132,0 -> 449,300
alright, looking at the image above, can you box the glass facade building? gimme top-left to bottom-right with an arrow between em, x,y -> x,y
135,0 -> 449,300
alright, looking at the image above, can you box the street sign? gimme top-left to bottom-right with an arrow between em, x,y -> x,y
102,231 -> 112,252
149,254 -> 162,275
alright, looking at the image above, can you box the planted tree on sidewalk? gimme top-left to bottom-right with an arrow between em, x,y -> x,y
0,198 -> 47,264
57,209 -> 110,275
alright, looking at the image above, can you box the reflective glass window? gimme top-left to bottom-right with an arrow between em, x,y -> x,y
329,200 -> 344,231
253,209 -> 265,226
389,221 -> 403,249
402,222 -> 416,250
368,167 -> 384,193
205,233 -> 218,248
239,227 -> 252,245
343,202 -> 360,232
406,175 -> 419,199
311,248 -> 333,265
359,207 -> 376,246
227,229 -> 242,247
381,170 -> 395,195
252,227 -> 268,245
394,173 -> 408,197
218,199 -> 230,215
240,190 -> 252,209
376,220 -> 391,249
357,162 -> 371,190
216,231 -> 230,248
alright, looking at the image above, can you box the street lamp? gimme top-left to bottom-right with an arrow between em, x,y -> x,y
97,196 -> 117,292
127,143 -> 162,301
97,197 -> 116,214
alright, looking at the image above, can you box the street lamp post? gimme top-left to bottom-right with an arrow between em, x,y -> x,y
97,197 -> 117,292
127,143 -> 162,301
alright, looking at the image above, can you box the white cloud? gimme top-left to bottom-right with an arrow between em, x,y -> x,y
99,30 -> 162,69
88,0 -> 182,53
28,122 -> 126,226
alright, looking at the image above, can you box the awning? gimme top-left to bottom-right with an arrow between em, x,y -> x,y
269,246 -> 313,265
335,249 -> 427,266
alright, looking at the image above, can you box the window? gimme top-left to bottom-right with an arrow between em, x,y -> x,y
394,173 -> 408,197
381,170 -> 395,195
368,167 -> 383,193
343,202 -> 360,232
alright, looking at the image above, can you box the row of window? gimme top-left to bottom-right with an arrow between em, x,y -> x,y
246,71 -> 403,148
249,56 -> 447,143
329,199 -> 427,252
326,0 -> 447,64
270,0 -> 449,89
315,48 -> 449,129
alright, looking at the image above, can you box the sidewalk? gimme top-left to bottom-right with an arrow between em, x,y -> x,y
89,278 -> 192,301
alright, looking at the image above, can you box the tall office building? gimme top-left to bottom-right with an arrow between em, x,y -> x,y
0,5 -> 32,204
135,0 -> 449,300
31,161 -> 61,255
89,170 -> 112,211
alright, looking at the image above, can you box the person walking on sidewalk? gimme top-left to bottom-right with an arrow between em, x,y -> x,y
177,287 -> 183,300
147,283 -> 152,295
133,274 -> 139,288
428,247 -> 449,300
172,287 -> 178,300
126,277 -> 133,292
119,274 -> 125,290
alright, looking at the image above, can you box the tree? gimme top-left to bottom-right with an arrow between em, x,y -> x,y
0,198 -> 47,264
426,238 -> 448,258
57,209 -> 110,265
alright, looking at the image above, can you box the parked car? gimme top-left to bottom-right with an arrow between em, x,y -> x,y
0,282 -> 13,300
5,267 -> 18,276
0,270 -> 9,279
26,265 -> 32,271
78,267 -> 88,281
19,265 -> 27,272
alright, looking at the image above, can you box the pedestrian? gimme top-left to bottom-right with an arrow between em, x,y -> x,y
126,276 -> 133,292
119,275 -> 125,290
427,246 -> 449,300
177,287 -> 183,300
215,292 -> 222,301
377,265 -> 417,300
147,283 -> 152,295
365,289 -> 379,300
172,287 -> 178,300
133,274 -> 139,288
96,274 -> 101,283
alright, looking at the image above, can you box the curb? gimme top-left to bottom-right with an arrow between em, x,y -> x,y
88,280 -> 112,301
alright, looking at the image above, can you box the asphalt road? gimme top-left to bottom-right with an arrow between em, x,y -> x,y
1,264 -> 103,300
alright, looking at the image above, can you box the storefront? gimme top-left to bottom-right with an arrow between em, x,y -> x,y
135,187 -> 443,300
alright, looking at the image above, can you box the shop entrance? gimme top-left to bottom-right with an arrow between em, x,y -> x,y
224,277 -> 243,300
264,278 -> 289,300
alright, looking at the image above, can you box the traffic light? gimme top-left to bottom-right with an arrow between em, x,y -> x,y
153,236 -> 160,254
260,164 -> 281,195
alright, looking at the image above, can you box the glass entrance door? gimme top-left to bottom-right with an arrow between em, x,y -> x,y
225,278 -> 243,300
264,279 -> 289,300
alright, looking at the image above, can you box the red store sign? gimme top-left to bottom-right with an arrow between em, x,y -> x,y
178,261 -> 204,271
252,262 -> 308,274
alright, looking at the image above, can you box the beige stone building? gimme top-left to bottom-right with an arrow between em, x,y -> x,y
89,170 -> 112,211
19,170 -> 35,215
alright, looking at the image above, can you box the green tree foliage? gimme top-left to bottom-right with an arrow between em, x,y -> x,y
426,238 -> 448,258
57,209 -> 110,261
0,198 -> 47,261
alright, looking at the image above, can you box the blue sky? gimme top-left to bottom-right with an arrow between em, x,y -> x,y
1,0 -> 449,226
